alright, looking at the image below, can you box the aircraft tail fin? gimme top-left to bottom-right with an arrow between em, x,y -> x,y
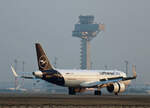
35,43 -> 53,71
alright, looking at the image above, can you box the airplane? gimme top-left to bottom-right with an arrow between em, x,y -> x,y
11,43 -> 137,95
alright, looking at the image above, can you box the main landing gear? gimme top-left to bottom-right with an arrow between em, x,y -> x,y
94,90 -> 102,95
68,87 -> 102,95
115,93 -> 118,96
68,87 -> 76,95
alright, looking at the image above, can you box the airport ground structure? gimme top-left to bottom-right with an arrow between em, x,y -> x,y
72,15 -> 104,70
0,93 -> 150,108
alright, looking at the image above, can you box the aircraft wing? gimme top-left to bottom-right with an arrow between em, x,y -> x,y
11,66 -> 34,79
80,65 -> 137,88
80,77 -> 123,87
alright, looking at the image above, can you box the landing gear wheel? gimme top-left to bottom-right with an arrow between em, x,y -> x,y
68,87 -> 76,95
115,93 -> 118,96
94,90 -> 102,95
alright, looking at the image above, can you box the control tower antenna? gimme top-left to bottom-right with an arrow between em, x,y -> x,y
72,15 -> 104,70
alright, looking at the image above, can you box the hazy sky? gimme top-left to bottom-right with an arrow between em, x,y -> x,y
0,0 -> 150,84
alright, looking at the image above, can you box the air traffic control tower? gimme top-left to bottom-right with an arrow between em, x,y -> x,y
72,15 -> 104,70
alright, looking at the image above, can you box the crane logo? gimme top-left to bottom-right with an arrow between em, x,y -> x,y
39,55 -> 48,69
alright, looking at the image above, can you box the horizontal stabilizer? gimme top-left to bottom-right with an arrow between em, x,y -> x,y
10,65 -> 34,79
21,76 -> 34,79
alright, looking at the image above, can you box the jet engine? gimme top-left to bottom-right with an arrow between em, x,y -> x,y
107,82 -> 125,93
32,71 -> 43,78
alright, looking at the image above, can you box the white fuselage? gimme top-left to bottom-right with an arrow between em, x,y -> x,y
57,69 -> 130,87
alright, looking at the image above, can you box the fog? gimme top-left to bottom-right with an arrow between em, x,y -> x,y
0,0 -> 150,84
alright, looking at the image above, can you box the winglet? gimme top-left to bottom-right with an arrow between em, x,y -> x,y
132,64 -> 137,78
122,64 -> 137,81
11,65 -> 18,77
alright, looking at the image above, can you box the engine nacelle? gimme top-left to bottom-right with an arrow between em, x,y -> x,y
107,82 -> 126,93
33,71 -> 43,78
